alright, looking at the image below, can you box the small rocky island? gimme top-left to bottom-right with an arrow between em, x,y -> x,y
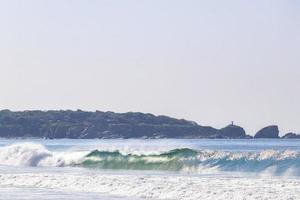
0,110 -> 299,139
254,125 -> 279,138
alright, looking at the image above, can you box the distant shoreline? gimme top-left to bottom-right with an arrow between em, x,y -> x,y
0,110 -> 299,139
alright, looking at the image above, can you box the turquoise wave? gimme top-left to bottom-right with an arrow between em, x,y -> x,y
2,143 -> 299,175
81,148 -> 300,175
82,148 -> 198,171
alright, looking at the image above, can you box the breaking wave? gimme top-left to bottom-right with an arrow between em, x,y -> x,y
1,143 -> 300,176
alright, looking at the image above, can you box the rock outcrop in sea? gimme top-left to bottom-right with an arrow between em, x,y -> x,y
254,125 -> 279,138
281,132 -> 300,139
216,124 -> 247,139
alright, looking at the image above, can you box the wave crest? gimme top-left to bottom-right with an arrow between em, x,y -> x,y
82,148 -> 300,175
0,143 -> 300,176
0,143 -> 85,167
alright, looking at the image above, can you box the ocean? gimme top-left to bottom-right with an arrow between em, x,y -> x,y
0,139 -> 300,200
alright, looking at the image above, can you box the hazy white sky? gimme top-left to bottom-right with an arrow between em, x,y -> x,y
0,0 -> 299,135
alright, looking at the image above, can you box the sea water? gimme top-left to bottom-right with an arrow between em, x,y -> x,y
0,139 -> 300,200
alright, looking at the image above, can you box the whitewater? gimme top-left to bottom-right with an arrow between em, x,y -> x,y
0,139 -> 300,200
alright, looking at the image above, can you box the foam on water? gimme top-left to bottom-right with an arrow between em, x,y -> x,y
1,139 -> 300,200
1,142 -> 300,176
0,171 -> 300,200
0,143 -> 86,167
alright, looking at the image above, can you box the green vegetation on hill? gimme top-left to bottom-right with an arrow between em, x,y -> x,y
0,110 -> 220,139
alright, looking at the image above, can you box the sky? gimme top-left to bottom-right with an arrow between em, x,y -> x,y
0,0 -> 299,135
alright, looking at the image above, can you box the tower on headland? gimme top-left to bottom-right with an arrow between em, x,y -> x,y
231,121 -> 234,126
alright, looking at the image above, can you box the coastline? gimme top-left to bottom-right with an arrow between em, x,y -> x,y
0,110 -> 299,139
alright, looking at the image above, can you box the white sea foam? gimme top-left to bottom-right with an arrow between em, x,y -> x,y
0,140 -> 300,199
0,143 -> 86,167
0,172 -> 300,200
0,143 -> 300,176
0,143 -> 51,166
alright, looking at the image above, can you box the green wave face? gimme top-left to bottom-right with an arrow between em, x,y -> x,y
81,148 -> 300,176
82,148 -> 198,171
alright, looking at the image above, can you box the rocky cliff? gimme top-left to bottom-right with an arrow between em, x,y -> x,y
216,124 -> 248,139
0,110 -> 295,139
0,110 -> 220,139
254,125 -> 279,138
281,132 -> 300,139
